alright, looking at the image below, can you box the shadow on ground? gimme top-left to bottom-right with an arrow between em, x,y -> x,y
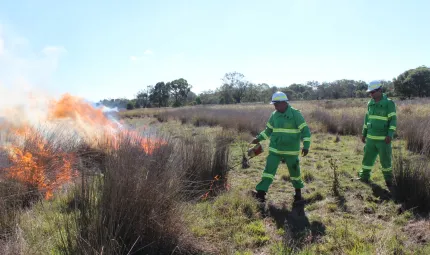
265,202 -> 326,249
365,182 -> 393,202
365,181 -> 430,216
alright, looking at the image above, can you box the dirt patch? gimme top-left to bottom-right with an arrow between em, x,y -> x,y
402,220 -> 430,245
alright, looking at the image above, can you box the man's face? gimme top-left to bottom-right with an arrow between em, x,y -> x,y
369,88 -> 382,100
274,101 -> 288,113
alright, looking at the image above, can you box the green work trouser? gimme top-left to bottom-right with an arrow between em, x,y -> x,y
256,153 -> 304,192
359,138 -> 392,182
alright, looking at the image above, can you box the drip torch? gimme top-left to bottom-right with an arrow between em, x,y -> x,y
229,143 -> 264,170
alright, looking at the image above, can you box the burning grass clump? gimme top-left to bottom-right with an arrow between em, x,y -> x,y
3,126 -> 80,200
177,131 -> 233,200
59,130 -> 233,254
0,125 -> 82,254
60,134 -> 195,254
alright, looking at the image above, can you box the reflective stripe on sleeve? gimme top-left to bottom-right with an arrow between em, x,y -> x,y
298,123 -> 307,130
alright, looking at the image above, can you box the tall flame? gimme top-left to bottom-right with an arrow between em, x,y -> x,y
1,93 -> 164,199
4,126 -> 77,199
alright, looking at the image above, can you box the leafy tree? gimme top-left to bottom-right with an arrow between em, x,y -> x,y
355,90 -> 367,98
168,78 -> 191,107
257,83 -> 272,103
302,90 -> 311,100
218,84 -> 235,104
149,82 -> 170,107
222,72 -> 247,103
355,80 -> 368,91
394,66 -> 430,98
281,88 -> 296,101
306,80 -> 320,89
99,98 -> 131,109
126,102 -> 134,110
243,82 -> 259,102
405,66 -> 430,97
199,90 -> 219,105
136,90 -> 150,108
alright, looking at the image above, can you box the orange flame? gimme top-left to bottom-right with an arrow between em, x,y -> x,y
5,126 -> 77,199
2,93 -> 165,199
46,93 -> 164,154
48,93 -> 114,127
201,174 -> 230,201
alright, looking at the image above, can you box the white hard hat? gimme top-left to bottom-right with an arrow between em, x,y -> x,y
271,91 -> 288,104
366,80 -> 382,92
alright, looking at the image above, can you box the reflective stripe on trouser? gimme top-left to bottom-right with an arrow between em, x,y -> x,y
359,138 -> 393,181
256,154 -> 304,192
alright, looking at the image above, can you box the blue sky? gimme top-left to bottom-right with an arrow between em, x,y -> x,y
0,0 -> 429,102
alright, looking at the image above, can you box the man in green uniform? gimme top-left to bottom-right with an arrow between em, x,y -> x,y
251,91 -> 311,203
358,80 -> 397,187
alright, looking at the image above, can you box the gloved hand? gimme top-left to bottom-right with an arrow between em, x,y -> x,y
301,149 -> 309,157
385,136 -> 391,144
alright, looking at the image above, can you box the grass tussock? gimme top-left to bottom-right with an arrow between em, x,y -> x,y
0,125 -> 81,254
175,131 -> 233,200
58,130 -> 233,254
0,179 -> 28,253
1,123 -> 234,254
397,107 -> 430,156
310,107 -> 363,135
393,149 -> 430,213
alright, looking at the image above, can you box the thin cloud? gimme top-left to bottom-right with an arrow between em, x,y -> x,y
0,23 -> 66,92
144,49 -> 153,55
130,56 -> 139,61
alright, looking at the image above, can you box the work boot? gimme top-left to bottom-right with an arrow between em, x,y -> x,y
385,180 -> 396,199
251,190 -> 266,203
293,188 -> 304,204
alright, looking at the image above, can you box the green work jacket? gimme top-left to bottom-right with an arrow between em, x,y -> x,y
257,106 -> 311,156
362,94 -> 397,140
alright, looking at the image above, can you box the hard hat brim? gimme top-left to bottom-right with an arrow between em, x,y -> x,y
366,87 -> 380,93
270,100 -> 288,104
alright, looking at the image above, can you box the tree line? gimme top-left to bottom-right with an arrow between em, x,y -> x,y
99,65 -> 430,109
99,78 -> 195,110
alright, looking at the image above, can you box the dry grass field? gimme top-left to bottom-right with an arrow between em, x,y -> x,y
1,97 -> 429,254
